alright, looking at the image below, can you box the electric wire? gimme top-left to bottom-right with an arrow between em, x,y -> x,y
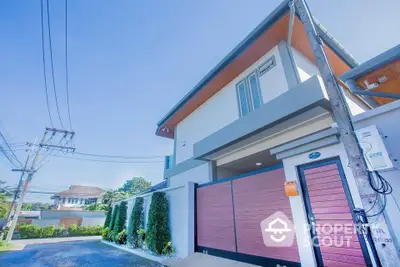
72,151 -> 165,159
64,0 -> 73,130
0,130 -> 23,167
46,0 -> 64,129
40,0 -> 54,128
51,154 -> 164,164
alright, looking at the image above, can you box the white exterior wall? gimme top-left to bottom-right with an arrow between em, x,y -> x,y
353,100 -> 400,248
291,47 -> 319,83
216,112 -> 333,166
169,162 -> 211,187
81,217 -> 106,227
282,143 -> 375,267
291,46 -> 368,116
175,46 -> 288,164
115,183 -> 195,259
31,219 -> 60,227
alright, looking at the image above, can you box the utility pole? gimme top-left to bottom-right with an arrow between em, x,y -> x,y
293,0 -> 399,266
0,160 -> 29,241
5,128 -> 75,242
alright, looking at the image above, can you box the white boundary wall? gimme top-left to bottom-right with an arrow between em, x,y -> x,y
114,182 -> 195,259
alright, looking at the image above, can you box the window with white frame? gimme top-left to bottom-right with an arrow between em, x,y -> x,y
236,70 -> 263,117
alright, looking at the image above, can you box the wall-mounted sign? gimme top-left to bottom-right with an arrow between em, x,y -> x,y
308,152 -> 321,159
284,181 -> 298,197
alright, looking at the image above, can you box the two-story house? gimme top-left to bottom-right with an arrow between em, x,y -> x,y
52,185 -> 105,211
154,1 -> 396,266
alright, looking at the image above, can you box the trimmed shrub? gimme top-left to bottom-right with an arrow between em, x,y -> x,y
40,226 -> 56,237
54,228 -> 68,237
108,204 -> 119,240
137,228 -> 146,248
104,208 -> 112,228
68,225 -> 103,236
19,225 -> 41,239
17,224 -> 102,239
162,241 -> 174,256
146,192 -> 170,254
102,227 -> 108,240
127,197 -> 144,248
116,229 -> 127,245
113,201 -> 127,243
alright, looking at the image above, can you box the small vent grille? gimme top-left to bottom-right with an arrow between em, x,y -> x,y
258,56 -> 276,76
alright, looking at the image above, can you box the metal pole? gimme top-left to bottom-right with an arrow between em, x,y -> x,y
293,0 -> 399,266
5,131 -> 47,242
0,156 -> 30,241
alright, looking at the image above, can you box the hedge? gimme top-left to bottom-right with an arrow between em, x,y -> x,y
127,197 -> 144,248
113,201 -> 127,243
146,192 -> 170,254
108,204 -> 119,239
104,208 -> 112,228
18,224 -> 102,239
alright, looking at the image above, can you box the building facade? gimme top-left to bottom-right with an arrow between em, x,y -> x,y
53,185 -> 105,211
152,1 -> 399,266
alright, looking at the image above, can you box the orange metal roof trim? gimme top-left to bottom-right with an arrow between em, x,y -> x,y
355,59 -> 400,105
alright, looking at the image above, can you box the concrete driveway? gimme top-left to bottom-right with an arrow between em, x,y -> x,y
0,240 -> 162,267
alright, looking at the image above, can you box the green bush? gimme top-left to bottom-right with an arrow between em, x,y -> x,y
41,226 -> 56,237
146,192 -> 170,254
127,197 -> 144,248
137,228 -> 146,248
108,204 -> 119,235
162,241 -> 174,256
54,228 -> 68,237
102,227 -> 109,240
113,201 -> 127,243
18,224 -> 102,239
116,229 -> 127,245
68,225 -> 103,236
19,225 -> 41,239
104,208 -> 112,228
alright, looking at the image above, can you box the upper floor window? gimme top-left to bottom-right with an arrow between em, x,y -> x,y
236,70 -> 263,117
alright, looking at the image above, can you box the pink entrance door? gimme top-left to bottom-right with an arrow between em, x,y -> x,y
298,158 -> 372,267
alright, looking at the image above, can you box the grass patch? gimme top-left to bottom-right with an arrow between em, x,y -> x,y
0,241 -> 23,252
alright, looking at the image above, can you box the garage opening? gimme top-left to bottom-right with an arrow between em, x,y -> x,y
215,149 -> 281,180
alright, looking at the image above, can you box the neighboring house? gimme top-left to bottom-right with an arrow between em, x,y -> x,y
16,210 -> 106,229
148,1 -> 399,266
52,185 -> 105,211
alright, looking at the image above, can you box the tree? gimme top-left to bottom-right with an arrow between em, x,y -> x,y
127,197 -> 144,248
0,180 -> 12,218
146,192 -> 170,254
118,177 -> 151,196
108,204 -> 119,241
113,201 -> 127,243
85,203 -> 108,211
104,208 -> 112,228
21,203 -> 33,211
102,189 -> 129,206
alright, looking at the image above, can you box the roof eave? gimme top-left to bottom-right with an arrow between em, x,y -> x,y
340,44 -> 400,81
156,0 -> 359,138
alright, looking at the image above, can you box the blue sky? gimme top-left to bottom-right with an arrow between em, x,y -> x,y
1,0 -> 399,202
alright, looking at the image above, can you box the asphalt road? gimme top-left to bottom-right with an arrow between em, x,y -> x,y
0,240 -> 163,267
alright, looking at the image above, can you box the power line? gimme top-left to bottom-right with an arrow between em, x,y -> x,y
51,154 -> 164,164
72,151 -> 165,159
0,146 -> 20,168
0,129 -> 22,167
65,0 -> 73,130
46,0 -> 64,128
40,0 -> 54,128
